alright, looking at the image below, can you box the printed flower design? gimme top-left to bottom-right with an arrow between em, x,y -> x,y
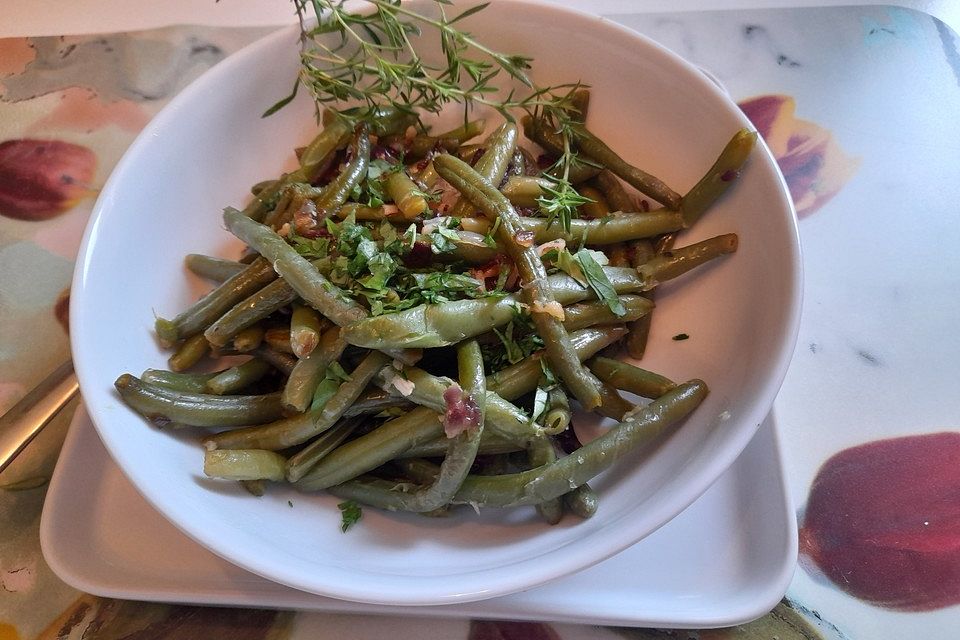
738,95 -> 859,218
799,432 -> 960,611
0,138 -> 96,220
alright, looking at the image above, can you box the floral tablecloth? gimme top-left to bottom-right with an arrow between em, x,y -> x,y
2,5 -> 959,639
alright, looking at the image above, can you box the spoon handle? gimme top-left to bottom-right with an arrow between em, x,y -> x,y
0,360 -> 79,474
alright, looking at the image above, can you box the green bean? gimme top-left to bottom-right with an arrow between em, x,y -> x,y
520,116 -> 600,183
282,326 -> 347,414
141,369 -> 217,393
681,128 -> 756,227
335,203 -> 395,221
284,416 -> 364,482
168,333 -> 209,372
329,340 -> 487,512
404,118 -> 486,158
314,126 -> 372,220
564,122 -> 682,210
233,324 -> 265,352
115,374 -> 284,428
399,433 -> 522,458
184,254 -> 246,283
434,154 -> 603,410
449,122 -> 518,218
591,170 -> 636,213
516,211 -> 683,246
204,277 -> 298,347
636,233 -> 738,291
155,257 -> 276,347
528,437 -> 563,524
542,385 -> 571,436
240,479 -> 265,496
253,345 -> 297,376
446,380 -> 708,507
564,483 -> 599,519
295,406 -> 442,491
588,356 -> 677,399
342,267 -> 643,350
501,176 -> 552,208
486,325 -> 627,401
223,208 -> 367,327
577,185 -> 610,219
450,231 -> 498,265
562,295 -> 653,331
290,304 -> 325,358
206,358 -> 271,395
298,119 -> 352,182
376,365 -> 541,445
241,178 -> 285,223
343,388 -> 413,417
597,382 -> 634,420
626,239 -> 658,359
568,88 -> 591,122
204,449 -> 287,482
384,169 -> 428,219
264,328 -> 294,354
207,350 -> 388,452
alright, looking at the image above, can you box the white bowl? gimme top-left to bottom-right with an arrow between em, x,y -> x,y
71,0 -> 801,605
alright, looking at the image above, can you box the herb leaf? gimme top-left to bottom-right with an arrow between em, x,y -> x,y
575,250 -> 625,317
338,500 -> 363,532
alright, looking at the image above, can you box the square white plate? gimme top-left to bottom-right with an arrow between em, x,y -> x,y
40,408 -> 796,628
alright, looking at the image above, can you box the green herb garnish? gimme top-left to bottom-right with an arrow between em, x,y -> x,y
338,499 -> 363,532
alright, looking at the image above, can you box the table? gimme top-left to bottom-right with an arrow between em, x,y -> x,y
2,2 -> 959,639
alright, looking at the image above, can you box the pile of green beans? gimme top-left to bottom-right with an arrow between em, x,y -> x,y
115,100 -> 756,527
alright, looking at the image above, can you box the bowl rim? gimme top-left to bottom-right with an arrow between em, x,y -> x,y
70,0 -> 802,606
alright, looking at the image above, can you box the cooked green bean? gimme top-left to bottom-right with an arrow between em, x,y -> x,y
184,254 -> 246,283
592,169 -> 636,213
399,433 -> 522,458
233,324 -> 265,352
168,333 -> 210,372
597,382 -> 634,420
328,340 -> 487,512
253,345 -> 297,376
446,380 -> 708,507
334,203 -> 395,221
264,328 -> 294,354
521,116 -> 600,183
204,449 -> 287,482
434,153 -> 604,410
281,326 -> 347,414
636,233 -> 738,291
404,118 -> 486,158
314,126 -> 372,220
284,416 -> 365,482
207,350 -> 388,452
564,122 -> 682,210
450,231 -> 499,264
343,388 -> 413,417
140,368 -> 218,393
542,385 -> 571,436
114,374 -> 284,428
588,356 -> 677,399
205,358 -> 271,395
681,128 -> 756,227
487,325 -> 627,401
376,364 -> 541,445
223,208 -> 367,327
342,267 -> 644,350
516,211 -> 683,245
626,238 -> 658,359
564,483 -> 599,519
449,122 -> 518,218
204,277 -> 298,347
562,295 -> 653,331
577,185 -> 610,219
298,119 -> 352,182
384,169 -> 428,219
290,303 -> 325,358
295,405 -> 442,491
528,437 -> 563,524
501,176 -> 552,208
155,257 -> 276,347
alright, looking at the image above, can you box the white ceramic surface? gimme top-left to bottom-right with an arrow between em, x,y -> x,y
70,0 -> 801,605
41,408 -> 797,627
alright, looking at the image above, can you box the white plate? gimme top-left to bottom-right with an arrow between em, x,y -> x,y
70,0 -> 800,604
41,408 -> 796,628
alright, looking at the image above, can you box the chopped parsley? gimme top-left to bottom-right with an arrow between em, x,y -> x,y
338,500 -> 363,532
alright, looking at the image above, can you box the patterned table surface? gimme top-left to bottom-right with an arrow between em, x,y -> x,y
1,3 -> 959,639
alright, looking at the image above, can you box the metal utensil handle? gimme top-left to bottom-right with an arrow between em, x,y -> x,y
0,360 -> 79,474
